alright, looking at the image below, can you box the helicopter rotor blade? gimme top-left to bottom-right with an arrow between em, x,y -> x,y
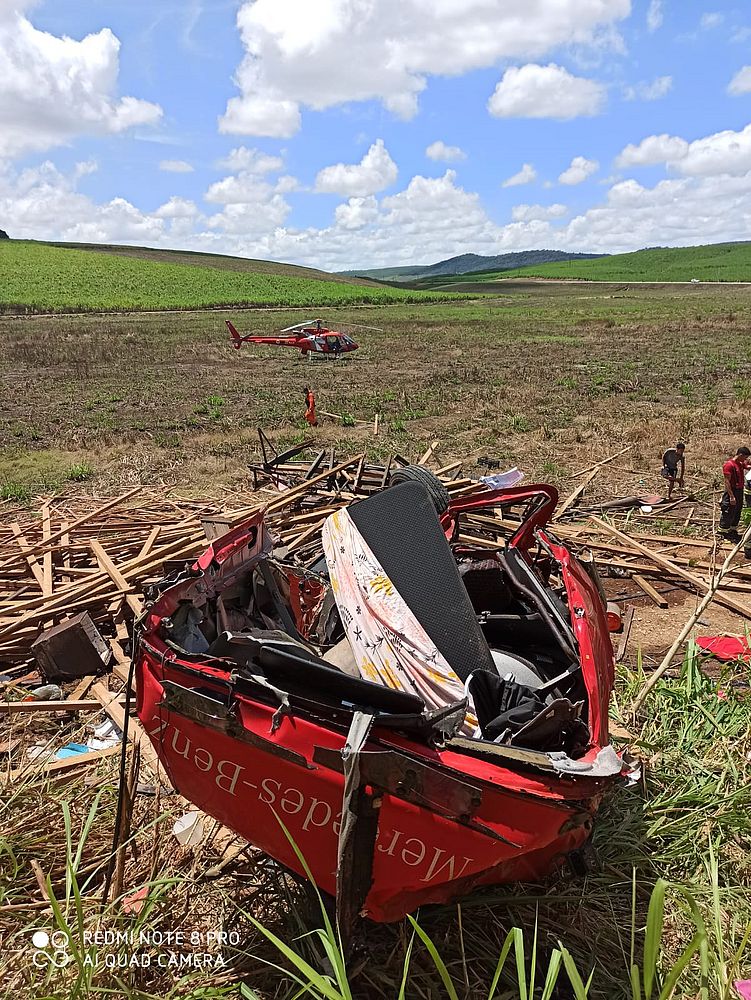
280,320 -> 317,333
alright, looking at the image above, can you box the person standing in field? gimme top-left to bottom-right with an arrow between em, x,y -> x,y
660,442 -> 686,499
719,446 -> 751,541
304,386 -> 317,427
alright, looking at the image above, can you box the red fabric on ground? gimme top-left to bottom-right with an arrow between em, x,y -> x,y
696,635 -> 751,662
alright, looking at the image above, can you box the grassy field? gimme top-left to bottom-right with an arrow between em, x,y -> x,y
2,281 -> 751,500
0,242 -> 459,312
432,241 -> 751,285
54,241 -> 381,285
1,281 -> 751,997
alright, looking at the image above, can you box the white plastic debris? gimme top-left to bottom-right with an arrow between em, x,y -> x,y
172,811 -> 206,847
480,467 -> 525,490
87,718 -> 122,751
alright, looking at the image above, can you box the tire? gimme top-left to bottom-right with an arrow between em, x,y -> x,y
389,464 -> 451,515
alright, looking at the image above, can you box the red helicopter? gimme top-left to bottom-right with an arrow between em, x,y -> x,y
227,318 -> 360,358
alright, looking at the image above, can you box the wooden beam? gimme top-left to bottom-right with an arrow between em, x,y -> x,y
418,441 -> 439,466
616,606 -> 635,661
10,524 -> 45,590
90,539 -> 143,618
0,487 -> 142,571
590,515 -> 751,620
136,526 -> 161,560
38,746 -> 122,774
632,574 -> 669,608
264,454 -> 365,514
41,503 -> 53,599
554,468 -> 599,521
90,682 -> 168,781
571,446 -> 632,478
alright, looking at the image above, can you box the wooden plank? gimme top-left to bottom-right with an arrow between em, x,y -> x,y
41,503 -> 53,599
353,454 -> 366,493
39,746 -> 122,774
571,446 -> 632,478
287,519 -> 326,554
90,539 -> 144,617
68,675 -> 96,701
434,460 -> 462,477
264,454 -> 365,514
632,574 -> 669,608
616,606 -> 635,661
10,523 -> 45,590
590,515 -> 751,620
137,526 -> 161,560
60,520 -> 71,576
91,682 -> 168,781
418,441 -> 439,466
0,487 -> 142,570
554,467 -> 599,521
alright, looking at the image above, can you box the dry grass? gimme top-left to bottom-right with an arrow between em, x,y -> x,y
2,284 -> 751,501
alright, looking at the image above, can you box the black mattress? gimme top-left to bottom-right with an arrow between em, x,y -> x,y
347,481 -> 496,683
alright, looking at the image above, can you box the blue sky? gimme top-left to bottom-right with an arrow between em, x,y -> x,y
1,0 -> 751,269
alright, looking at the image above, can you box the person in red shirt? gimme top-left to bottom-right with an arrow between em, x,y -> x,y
719,446 -> 751,541
303,386 -> 317,427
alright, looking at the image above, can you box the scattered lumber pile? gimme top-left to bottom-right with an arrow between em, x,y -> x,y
0,444 -> 476,679
3,438 -> 750,682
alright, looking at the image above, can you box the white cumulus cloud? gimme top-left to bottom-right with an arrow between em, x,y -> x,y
728,67 -> 751,96
0,2 -> 162,159
219,0 -> 629,136
646,0 -> 663,31
8,151 -> 751,273
616,133 -> 690,168
426,141 -> 467,163
501,163 -> 537,188
617,124 -> 751,178
334,196 -> 379,230
624,76 -> 673,101
700,11 -> 723,29
488,64 -> 605,120
511,203 -> 567,221
315,140 -> 397,197
558,156 -> 599,185
159,160 -> 194,173
216,146 -> 284,173
0,161 -> 166,244
155,197 -> 199,219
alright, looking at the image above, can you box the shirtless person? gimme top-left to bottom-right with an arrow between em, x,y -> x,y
660,442 -> 686,499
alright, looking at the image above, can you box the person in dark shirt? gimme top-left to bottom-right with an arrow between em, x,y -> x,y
660,442 -> 686,499
719,446 -> 751,541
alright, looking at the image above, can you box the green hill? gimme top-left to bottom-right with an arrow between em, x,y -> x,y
471,242 -> 751,283
340,250 -> 604,282
55,241 -> 377,285
0,241 -> 457,313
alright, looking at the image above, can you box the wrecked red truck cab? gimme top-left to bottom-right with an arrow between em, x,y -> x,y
135,478 -> 628,925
